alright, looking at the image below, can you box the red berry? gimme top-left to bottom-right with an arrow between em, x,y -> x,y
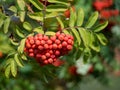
44,44 -> 49,49
62,41 -> 67,47
58,44 -> 62,49
38,45 -> 44,50
49,50 -> 53,54
49,45 -> 53,49
55,39 -> 61,44
58,35 -> 64,41
67,39 -> 72,44
31,44 -> 36,49
48,58 -> 53,63
64,37 -> 68,41
38,36 -> 43,40
29,39 -> 34,45
28,36 -> 34,40
36,54 -> 41,58
52,44 -> 57,49
29,53 -> 34,57
61,33 -> 65,37
41,55 -> 46,60
55,50 -> 60,56
35,40 -> 41,45
45,53 -> 50,58
44,60 -> 48,64
50,36 -> 56,42
51,55 -> 55,59
56,32 -> 60,37
47,40 -> 52,44
67,45 -> 72,50
29,49 -> 33,53
43,35 -> 48,41
26,43 -> 31,48
40,40 -> 45,45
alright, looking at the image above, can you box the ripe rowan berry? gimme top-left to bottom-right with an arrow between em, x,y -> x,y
62,41 -> 67,47
52,44 -> 57,49
41,55 -> 46,60
29,53 -> 34,57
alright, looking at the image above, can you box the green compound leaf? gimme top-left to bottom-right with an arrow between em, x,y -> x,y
5,65 -> 11,78
33,27 -> 44,34
93,21 -> 108,32
4,17 -> 11,33
14,54 -> 24,67
23,22 -> 32,31
77,8 -> 84,26
10,60 -> 17,77
17,38 -> 26,54
29,0 -> 44,10
96,33 -> 108,45
48,0 -> 69,6
85,11 -> 99,28
45,31 -> 56,36
71,28 -> 81,45
69,7 -> 76,27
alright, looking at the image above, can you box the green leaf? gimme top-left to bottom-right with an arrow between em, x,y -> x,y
71,28 -> 81,45
18,39 -> 26,54
56,17 -> 64,29
17,0 -> 25,11
69,7 -> 76,27
14,54 -> 24,67
77,8 -> 84,26
85,11 -> 98,28
62,29 -> 70,34
10,39 -> 19,46
29,0 -> 44,10
33,27 -> 44,34
45,31 -> 56,36
19,11 -> 25,22
23,22 -> 32,31
48,0 -> 69,6
46,4 -> 67,12
93,21 -> 108,32
96,33 -> 108,45
8,6 -> 17,13
78,28 -> 88,47
4,17 -> 11,33
21,54 -> 27,61
28,12 -> 43,21
16,26 -> 25,38
10,60 -> 17,77
0,12 -> 6,28
17,0 -> 26,22
89,33 -> 100,52
5,65 -> 11,78
0,19 -> 4,28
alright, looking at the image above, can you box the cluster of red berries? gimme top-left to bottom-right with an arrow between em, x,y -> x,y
93,0 -> 119,19
24,32 -> 74,65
